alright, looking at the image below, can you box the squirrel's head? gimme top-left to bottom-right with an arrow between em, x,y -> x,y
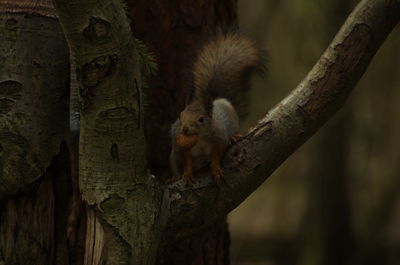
179,102 -> 211,136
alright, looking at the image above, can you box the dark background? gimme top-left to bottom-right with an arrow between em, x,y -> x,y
229,1 -> 400,264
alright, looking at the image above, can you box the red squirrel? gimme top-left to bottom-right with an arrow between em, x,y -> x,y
169,31 -> 263,185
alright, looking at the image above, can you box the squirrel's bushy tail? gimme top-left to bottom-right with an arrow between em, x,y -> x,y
192,31 -> 264,118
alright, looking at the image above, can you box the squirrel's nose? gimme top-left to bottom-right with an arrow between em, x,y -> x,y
182,126 -> 189,134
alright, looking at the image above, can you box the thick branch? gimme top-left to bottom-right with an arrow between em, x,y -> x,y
166,0 -> 400,238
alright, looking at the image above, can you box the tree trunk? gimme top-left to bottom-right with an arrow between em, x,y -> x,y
0,9 -> 70,265
126,1 -> 237,264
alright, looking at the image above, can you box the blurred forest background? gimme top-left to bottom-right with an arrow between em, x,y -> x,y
229,0 -> 400,265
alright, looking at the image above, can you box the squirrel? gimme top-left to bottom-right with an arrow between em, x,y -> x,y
169,31 -> 263,185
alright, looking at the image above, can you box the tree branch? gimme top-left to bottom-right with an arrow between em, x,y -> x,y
166,0 -> 400,239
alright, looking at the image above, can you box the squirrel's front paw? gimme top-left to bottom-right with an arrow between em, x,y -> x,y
211,166 -> 223,184
182,172 -> 194,185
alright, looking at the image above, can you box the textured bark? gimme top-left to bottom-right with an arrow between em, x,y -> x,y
0,170 -> 55,265
165,0 -> 400,237
0,12 -> 68,198
0,144 -> 70,265
0,6 -> 70,264
52,0 -> 165,264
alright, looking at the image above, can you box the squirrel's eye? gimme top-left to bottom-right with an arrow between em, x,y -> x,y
198,117 -> 204,123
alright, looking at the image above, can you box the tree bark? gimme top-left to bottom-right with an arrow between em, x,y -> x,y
0,144 -> 71,265
0,4 -> 69,264
52,0 -> 165,264
0,8 -> 67,200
